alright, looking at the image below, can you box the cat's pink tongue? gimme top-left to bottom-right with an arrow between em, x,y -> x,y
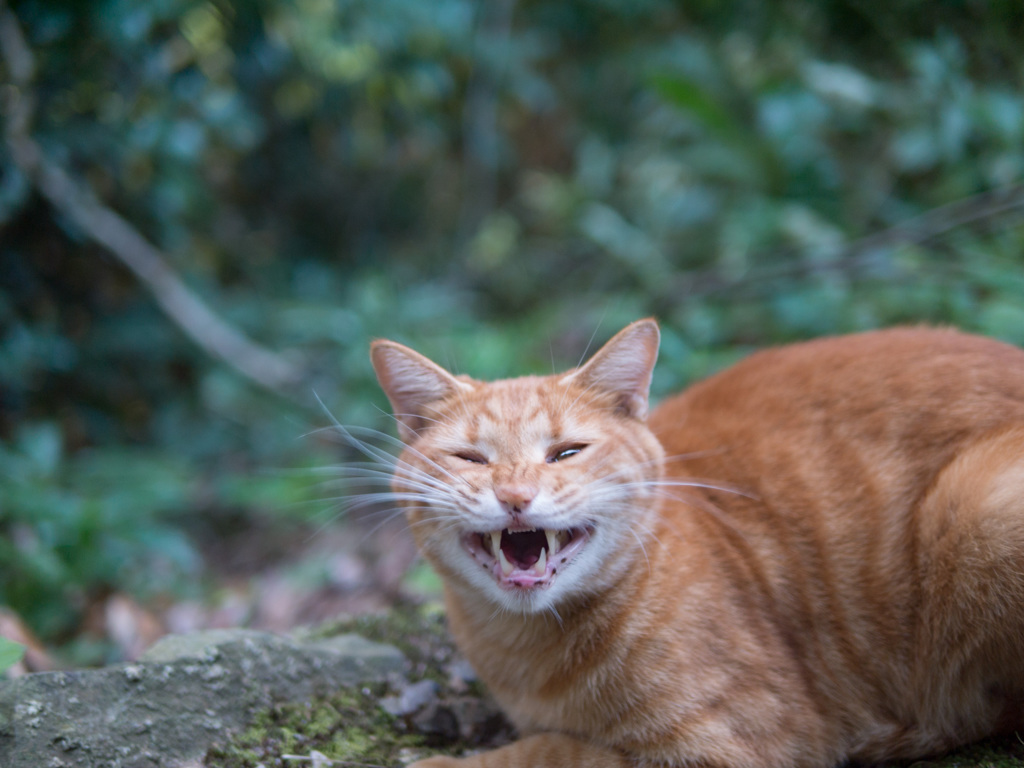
500,529 -> 547,569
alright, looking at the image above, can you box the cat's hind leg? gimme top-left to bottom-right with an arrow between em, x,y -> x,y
915,425 -> 1024,738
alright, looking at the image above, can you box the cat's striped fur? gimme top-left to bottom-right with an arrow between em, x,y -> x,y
369,320 -> 1024,768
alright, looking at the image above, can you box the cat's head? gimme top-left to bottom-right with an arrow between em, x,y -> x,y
370,319 -> 665,613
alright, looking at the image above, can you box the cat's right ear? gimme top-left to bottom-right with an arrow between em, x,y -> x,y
370,340 -> 471,442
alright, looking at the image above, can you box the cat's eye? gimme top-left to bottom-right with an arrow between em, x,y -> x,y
547,444 -> 587,463
454,451 -> 488,465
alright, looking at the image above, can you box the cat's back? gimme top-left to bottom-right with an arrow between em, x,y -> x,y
652,326 -> 1024,485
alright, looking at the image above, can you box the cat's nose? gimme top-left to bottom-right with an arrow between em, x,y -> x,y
494,483 -> 538,517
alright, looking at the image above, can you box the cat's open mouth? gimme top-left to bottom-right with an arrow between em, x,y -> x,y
464,526 -> 591,590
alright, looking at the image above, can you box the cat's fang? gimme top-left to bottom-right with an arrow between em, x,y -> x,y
545,529 -> 560,556
533,546 -> 547,576
498,546 -> 515,576
490,530 -> 502,556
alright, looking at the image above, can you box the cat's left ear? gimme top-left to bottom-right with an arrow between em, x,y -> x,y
562,319 -> 660,420
371,340 -> 472,442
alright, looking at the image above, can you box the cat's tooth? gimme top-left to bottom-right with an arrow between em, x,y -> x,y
489,530 -> 502,556
498,547 -> 514,576
545,529 -> 560,556
533,546 -> 547,576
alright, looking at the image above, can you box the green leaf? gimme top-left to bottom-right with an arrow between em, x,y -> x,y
649,73 -> 784,190
649,74 -> 743,139
0,636 -> 26,673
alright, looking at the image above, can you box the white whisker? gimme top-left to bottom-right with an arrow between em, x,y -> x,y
628,525 -> 652,575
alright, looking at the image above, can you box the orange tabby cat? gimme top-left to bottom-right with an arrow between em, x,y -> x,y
368,320 -> 1024,768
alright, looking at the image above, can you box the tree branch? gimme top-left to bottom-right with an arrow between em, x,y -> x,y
666,183 -> 1024,300
0,0 -> 305,398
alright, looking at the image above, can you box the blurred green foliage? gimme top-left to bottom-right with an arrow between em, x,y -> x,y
0,422 -> 198,641
1,0 -> 1023,657
0,636 -> 25,673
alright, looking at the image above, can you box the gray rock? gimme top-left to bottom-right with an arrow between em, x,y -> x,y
0,628 -> 405,768
379,678 -> 440,717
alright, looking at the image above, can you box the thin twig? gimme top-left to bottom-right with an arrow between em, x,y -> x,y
0,0 -> 305,398
667,184 -> 1024,300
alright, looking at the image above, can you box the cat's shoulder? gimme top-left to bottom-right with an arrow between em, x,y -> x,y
744,324 -> 1022,366
654,325 -> 1024,429
701,325 -> 1024,385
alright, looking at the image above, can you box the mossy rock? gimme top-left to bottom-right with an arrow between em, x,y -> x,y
205,685 -> 427,767
0,627 -> 406,768
205,605 -> 514,767
891,735 -> 1024,768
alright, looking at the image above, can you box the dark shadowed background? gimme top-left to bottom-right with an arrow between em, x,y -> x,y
2,0 -> 1023,669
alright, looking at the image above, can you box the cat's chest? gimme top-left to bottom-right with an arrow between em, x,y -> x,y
454,609 -> 657,737
481,651 -> 619,735
446,613 -> 586,721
